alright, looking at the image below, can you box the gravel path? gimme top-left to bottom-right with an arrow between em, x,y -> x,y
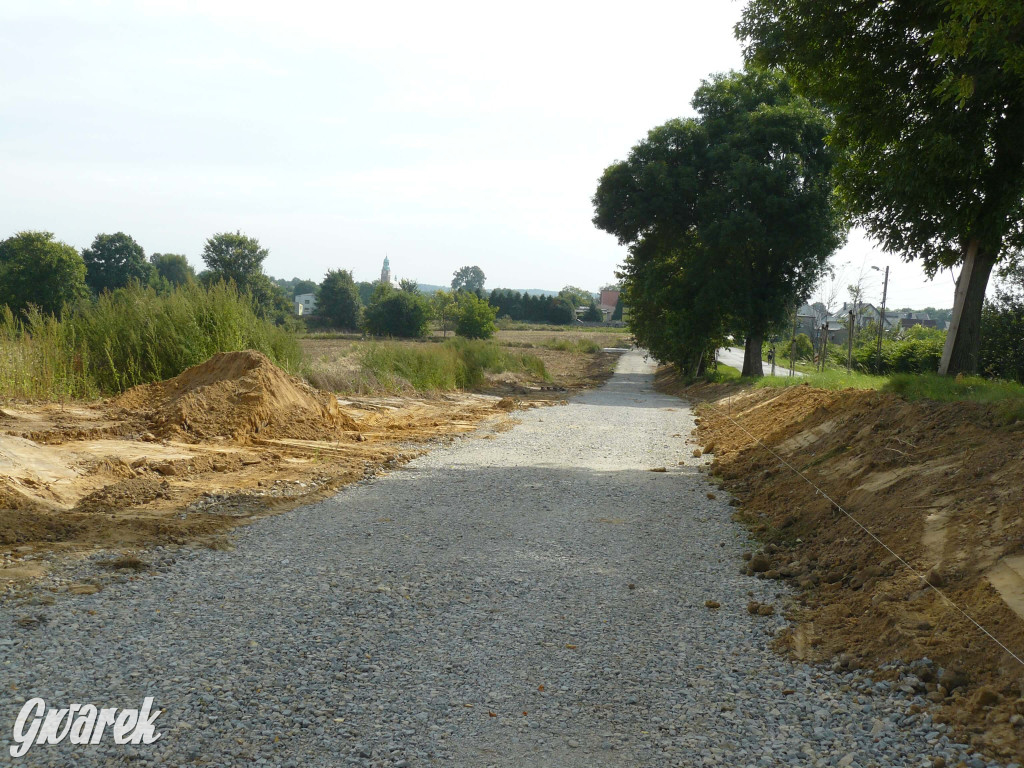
0,351 -> 1000,767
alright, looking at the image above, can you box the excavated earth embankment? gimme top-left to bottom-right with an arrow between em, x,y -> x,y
668,373 -> 1024,762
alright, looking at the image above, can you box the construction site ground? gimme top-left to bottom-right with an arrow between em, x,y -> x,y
1,335 -> 623,599
658,370 -> 1024,762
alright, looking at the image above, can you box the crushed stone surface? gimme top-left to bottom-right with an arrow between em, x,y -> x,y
0,351 -> 1003,767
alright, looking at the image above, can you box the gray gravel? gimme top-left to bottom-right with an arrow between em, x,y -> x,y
0,351 -> 1006,767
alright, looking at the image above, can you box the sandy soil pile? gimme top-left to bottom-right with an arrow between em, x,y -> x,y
116,350 -> 359,442
670,374 -> 1024,761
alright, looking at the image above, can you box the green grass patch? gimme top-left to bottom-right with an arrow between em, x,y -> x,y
752,366 -> 1024,421
706,363 -> 742,383
755,368 -> 888,392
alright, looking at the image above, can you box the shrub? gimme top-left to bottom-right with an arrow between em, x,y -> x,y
843,326 -> 946,374
792,333 -> 814,361
363,288 -> 431,338
455,292 -> 498,339
980,280 -> 1024,383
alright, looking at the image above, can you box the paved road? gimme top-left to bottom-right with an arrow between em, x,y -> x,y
0,351 -> 981,767
717,346 -> 804,377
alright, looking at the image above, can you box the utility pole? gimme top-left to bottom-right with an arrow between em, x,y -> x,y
876,265 -> 889,373
790,311 -> 798,377
820,322 -> 829,371
847,310 -> 855,372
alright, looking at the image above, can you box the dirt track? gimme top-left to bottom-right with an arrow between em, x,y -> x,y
0,351 -> 995,767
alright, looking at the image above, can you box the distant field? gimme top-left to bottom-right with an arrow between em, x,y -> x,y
301,328 -> 630,395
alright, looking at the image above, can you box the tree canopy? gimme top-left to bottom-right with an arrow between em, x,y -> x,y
558,285 -> 594,309
363,284 -> 431,338
431,289 -> 458,337
149,253 -> 195,287
737,0 -> 1024,374
318,269 -> 361,330
451,265 -> 486,293
201,231 -> 269,292
455,291 -> 498,339
594,68 -> 843,375
0,231 -> 88,316
82,232 -> 151,294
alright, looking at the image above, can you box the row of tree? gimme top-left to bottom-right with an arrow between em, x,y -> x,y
594,68 -> 842,376
597,3 -> 1024,377
311,268 -> 499,339
0,229 -> 296,323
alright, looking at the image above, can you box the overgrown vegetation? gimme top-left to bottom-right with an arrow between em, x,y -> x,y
0,282 -> 301,400
750,369 -> 1024,416
980,263 -> 1024,384
831,324 -> 947,375
307,338 -> 548,394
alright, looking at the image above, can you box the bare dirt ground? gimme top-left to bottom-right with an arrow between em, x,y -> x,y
658,369 -> 1024,762
1,336 -> 621,594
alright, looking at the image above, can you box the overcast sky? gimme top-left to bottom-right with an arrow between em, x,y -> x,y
2,0 -> 965,309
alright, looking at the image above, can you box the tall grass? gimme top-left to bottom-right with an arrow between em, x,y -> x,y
0,282 -> 301,400
309,338 -> 549,394
501,337 -> 603,353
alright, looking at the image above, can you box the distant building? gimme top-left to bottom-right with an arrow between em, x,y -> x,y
381,256 -> 391,284
599,289 -> 620,320
897,311 -> 939,330
294,292 -> 317,315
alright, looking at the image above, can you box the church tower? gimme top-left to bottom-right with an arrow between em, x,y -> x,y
380,256 -> 391,284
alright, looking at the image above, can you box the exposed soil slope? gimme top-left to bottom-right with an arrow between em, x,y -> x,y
663,371 -> 1024,761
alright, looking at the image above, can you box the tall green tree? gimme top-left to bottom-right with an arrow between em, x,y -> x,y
594,68 -> 842,376
0,231 -> 88,316
149,253 -> 195,287
558,285 -> 594,309
201,231 -> 269,292
451,265 -> 486,293
432,289 -> 458,337
738,1 -> 1024,374
82,232 -> 151,293
318,269 -> 361,330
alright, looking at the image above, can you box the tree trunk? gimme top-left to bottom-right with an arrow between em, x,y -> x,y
742,331 -> 764,377
939,239 -> 997,376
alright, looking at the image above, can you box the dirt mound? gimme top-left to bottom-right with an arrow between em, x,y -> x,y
74,477 -> 170,514
116,351 -> 359,442
678,380 -> 1024,762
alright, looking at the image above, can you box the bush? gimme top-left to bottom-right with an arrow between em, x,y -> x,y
363,288 -> 430,338
980,286 -> 1024,384
0,282 -> 301,399
843,325 -> 946,374
792,333 -> 814,361
455,292 -> 498,339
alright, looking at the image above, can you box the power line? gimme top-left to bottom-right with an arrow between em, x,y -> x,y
704,396 -> 1024,669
